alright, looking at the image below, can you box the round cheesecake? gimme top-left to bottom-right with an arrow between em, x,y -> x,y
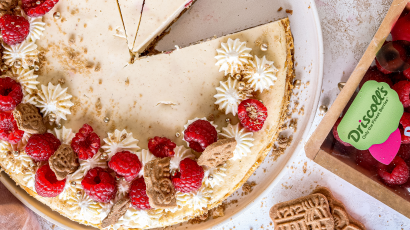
0,0 -> 294,229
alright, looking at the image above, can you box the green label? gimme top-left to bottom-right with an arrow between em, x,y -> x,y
337,81 -> 403,150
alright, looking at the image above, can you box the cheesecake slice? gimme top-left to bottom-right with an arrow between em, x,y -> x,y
116,0 -> 144,51
117,0 -> 194,55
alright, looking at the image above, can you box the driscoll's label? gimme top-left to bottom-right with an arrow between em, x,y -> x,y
337,81 -> 403,164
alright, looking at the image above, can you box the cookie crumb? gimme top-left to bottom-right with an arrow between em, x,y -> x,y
277,7 -> 283,12
242,181 -> 256,195
285,9 -> 293,15
303,162 -> 307,174
188,212 -> 208,224
210,204 -> 225,218
94,63 -> 101,72
58,78 -> 65,85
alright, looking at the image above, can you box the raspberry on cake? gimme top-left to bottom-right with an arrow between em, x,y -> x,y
25,133 -> 61,161
71,124 -> 100,160
238,99 -> 268,132
172,158 -> 204,193
0,15 -> 30,46
108,151 -> 142,181
129,177 -> 151,210
35,164 -> 66,197
0,77 -> 23,112
184,119 -> 218,152
0,112 -> 24,144
22,0 -> 59,17
148,136 -> 176,158
81,167 -> 116,203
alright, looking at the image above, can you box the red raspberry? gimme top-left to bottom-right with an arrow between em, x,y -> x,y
148,136 -> 176,158
393,81 -> 410,108
377,156 -> 409,185
129,177 -> 151,210
400,127 -> 410,144
390,72 -> 408,84
184,120 -> 217,152
172,158 -> 204,193
359,66 -> 393,89
332,142 -> 355,158
25,133 -> 61,161
400,112 -> 410,144
398,144 -> 410,161
71,124 -> 100,160
22,0 -> 59,17
376,59 -> 392,74
35,164 -> 65,197
0,77 -> 23,112
0,112 -> 24,144
352,149 -> 378,171
238,99 -> 268,132
391,12 -> 410,42
108,151 -> 142,182
400,112 -> 410,129
332,117 -> 352,147
0,15 -> 30,46
81,167 -> 116,203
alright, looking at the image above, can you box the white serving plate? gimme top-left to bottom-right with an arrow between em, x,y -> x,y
0,0 -> 323,229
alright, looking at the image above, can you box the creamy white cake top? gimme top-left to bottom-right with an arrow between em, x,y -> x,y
0,3 -> 292,227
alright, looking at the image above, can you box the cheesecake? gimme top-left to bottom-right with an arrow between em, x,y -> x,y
0,0 -> 294,229
117,0 -> 194,55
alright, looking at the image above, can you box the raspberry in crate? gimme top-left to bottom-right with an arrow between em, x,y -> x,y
306,0 -> 410,219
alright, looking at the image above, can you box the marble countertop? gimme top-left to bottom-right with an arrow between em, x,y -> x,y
38,0 -> 410,229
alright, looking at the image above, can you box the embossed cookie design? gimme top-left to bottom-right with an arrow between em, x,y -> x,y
49,144 -> 79,180
13,103 -> 46,134
198,138 -> 236,168
311,187 -> 365,230
144,157 -> 177,209
101,197 -> 130,228
269,193 -> 334,230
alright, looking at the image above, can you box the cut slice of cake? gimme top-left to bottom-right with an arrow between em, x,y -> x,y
116,0 -> 144,51
117,0 -> 194,55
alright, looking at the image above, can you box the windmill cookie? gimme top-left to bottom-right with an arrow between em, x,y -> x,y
198,138 -> 236,168
13,103 -> 46,134
49,144 -> 79,180
269,193 -> 334,230
144,157 -> 177,209
101,197 -> 130,228
311,187 -> 365,230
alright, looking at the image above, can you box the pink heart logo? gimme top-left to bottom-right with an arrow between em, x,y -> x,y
368,128 -> 401,165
